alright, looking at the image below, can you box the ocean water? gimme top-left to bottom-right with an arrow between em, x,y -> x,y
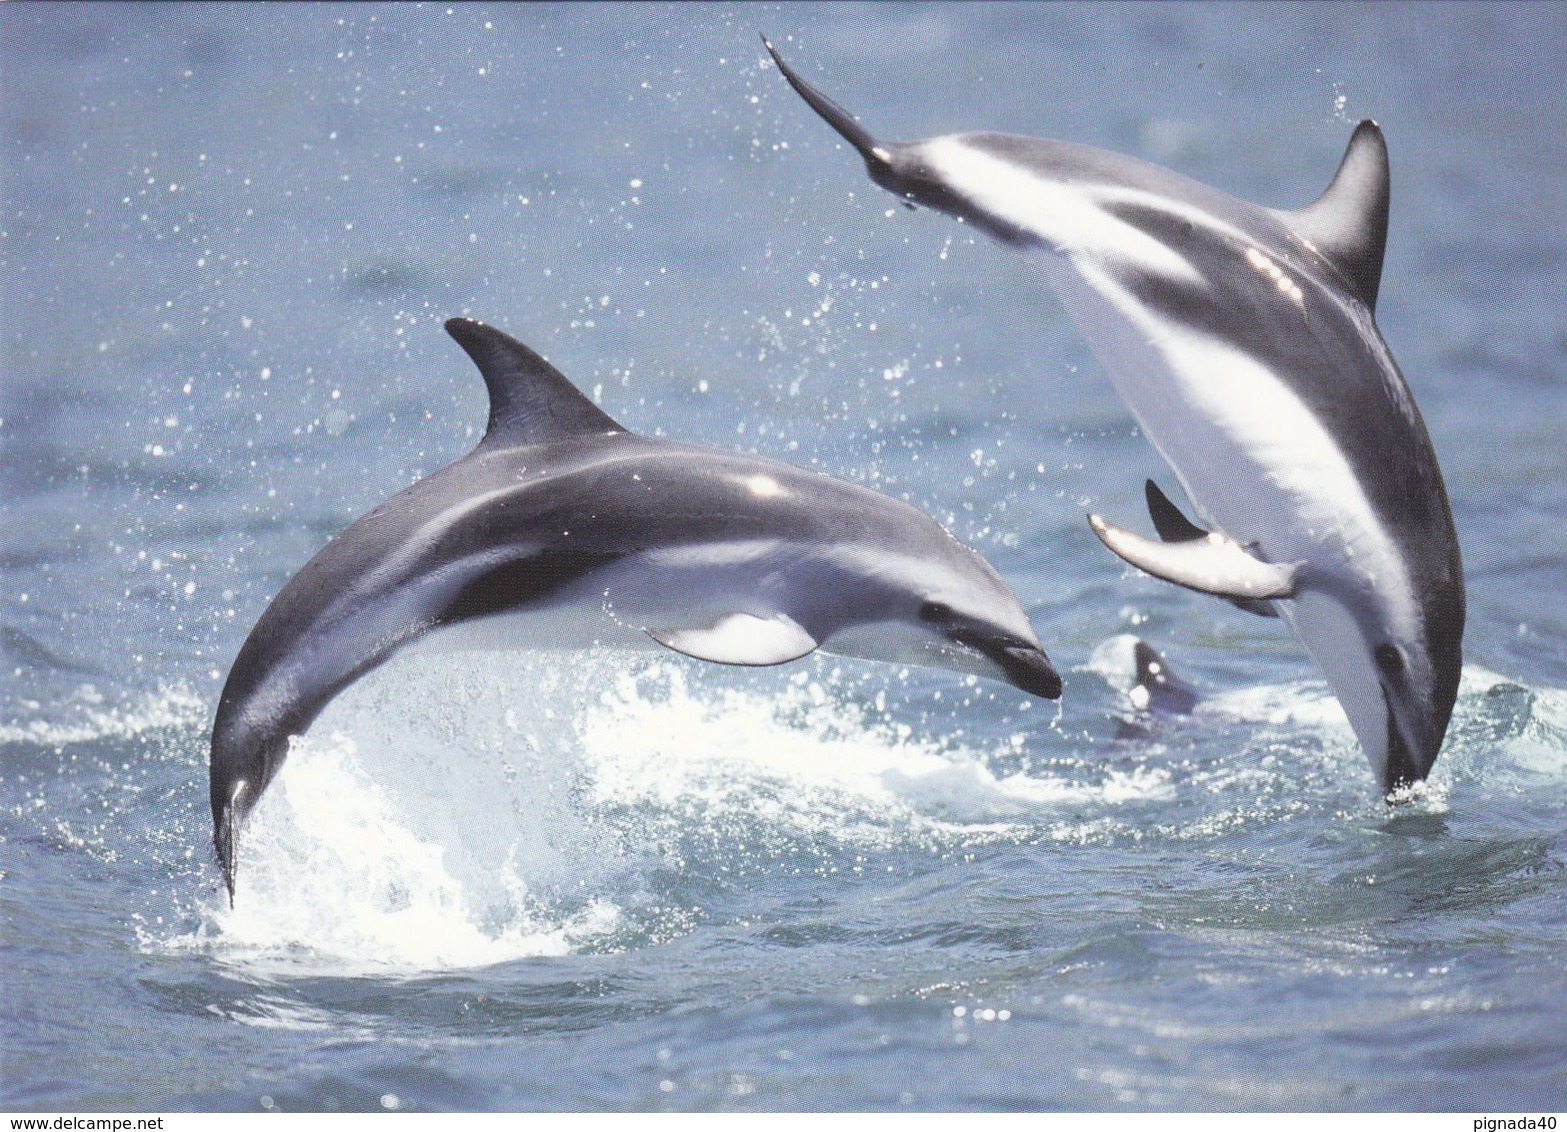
3,1 -> 1566,1112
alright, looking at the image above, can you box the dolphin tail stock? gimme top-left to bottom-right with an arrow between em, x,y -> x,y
761,36 -> 895,176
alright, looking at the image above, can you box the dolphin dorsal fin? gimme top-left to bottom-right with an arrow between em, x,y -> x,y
1274,120 -> 1390,311
445,318 -> 625,447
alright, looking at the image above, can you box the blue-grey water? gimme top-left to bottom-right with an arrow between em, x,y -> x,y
3,1 -> 1565,1113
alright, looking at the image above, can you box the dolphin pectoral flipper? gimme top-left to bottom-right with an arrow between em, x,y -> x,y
1144,481 -> 1280,617
647,611 -> 819,667
1088,512 -> 1299,603
1144,479 -> 1207,543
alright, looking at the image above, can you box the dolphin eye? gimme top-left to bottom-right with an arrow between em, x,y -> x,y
919,601 -> 952,623
1375,643 -> 1404,675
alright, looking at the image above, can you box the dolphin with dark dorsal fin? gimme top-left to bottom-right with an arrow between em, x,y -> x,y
209,318 -> 1061,899
764,38 -> 1463,795
1090,633 -> 1199,740
1128,637 -> 1199,718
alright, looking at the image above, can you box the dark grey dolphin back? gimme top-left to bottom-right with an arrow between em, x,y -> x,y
445,318 -> 625,445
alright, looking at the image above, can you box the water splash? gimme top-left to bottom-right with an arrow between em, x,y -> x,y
583,663 -> 1173,833
152,651 -> 1562,976
164,653 -> 1174,974
199,733 -> 622,973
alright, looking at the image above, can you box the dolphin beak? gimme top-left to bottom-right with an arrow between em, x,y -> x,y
1381,687 -> 1440,796
215,802 -> 238,906
990,643 -> 1064,700
939,617 -> 1063,701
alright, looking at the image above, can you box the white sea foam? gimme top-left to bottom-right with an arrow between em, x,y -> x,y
582,663 -> 1173,836
1202,679 -> 1352,731
1086,633 -> 1144,695
197,732 -> 623,974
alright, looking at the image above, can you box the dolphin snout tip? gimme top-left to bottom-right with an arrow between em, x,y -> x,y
215,804 -> 238,906
1380,715 -> 1441,798
1002,645 -> 1063,700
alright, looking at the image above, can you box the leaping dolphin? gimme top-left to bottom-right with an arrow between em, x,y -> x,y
765,39 -> 1463,794
209,317 -> 1061,898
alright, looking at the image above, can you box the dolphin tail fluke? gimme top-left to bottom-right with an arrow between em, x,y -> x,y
762,36 -> 894,174
212,772 -> 251,906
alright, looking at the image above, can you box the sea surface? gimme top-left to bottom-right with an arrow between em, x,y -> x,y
3,1 -> 1565,1113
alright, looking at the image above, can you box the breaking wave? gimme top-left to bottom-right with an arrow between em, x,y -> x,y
0,681 -> 206,746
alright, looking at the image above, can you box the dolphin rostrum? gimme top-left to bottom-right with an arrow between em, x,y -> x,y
765,39 -> 1463,794
209,317 -> 1061,898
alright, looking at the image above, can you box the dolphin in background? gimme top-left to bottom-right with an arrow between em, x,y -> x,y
765,39 -> 1463,795
1089,634 -> 1200,740
209,317 -> 1061,899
